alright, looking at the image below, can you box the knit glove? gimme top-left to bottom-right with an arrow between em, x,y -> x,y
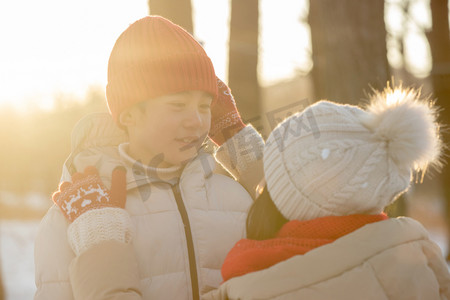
53,166 -> 132,256
209,77 -> 246,146
52,166 -> 127,222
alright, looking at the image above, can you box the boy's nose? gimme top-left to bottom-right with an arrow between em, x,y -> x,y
183,109 -> 204,128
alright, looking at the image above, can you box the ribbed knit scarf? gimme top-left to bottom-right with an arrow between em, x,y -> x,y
222,213 -> 388,281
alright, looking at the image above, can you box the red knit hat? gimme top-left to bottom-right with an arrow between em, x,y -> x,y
106,16 -> 218,123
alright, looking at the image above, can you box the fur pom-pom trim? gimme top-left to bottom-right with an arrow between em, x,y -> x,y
360,87 -> 442,172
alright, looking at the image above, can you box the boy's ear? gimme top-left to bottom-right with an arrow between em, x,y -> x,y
119,108 -> 136,128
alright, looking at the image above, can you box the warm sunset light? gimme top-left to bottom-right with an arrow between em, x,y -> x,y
385,87 -> 408,105
0,0 -> 433,111
1,1 -> 449,299
0,0 -> 147,110
0,0 -> 310,111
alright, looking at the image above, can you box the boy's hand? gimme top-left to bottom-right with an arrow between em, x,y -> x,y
209,77 -> 246,146
52,166 -> 127,223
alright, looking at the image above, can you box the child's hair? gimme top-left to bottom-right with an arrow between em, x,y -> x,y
246,187 -> 288,240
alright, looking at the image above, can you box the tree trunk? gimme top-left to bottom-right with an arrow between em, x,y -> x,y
228,0 -> 261,123
427,0 -> 450,261
308,0 -> 390,104
148,0 -> 193,34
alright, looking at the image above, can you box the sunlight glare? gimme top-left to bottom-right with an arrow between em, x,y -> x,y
260,0 -> 311,85
0,0 -> 437,111
385,88 -> 407,106
0,0 -> 148,111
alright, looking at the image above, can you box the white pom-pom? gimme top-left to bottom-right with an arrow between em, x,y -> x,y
360,87 -> 442,172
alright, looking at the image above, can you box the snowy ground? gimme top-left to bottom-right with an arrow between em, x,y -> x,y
0,220 -> 39,300
0,219 -> 449,300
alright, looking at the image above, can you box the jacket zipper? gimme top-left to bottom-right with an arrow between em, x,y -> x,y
171,184 -> 200,300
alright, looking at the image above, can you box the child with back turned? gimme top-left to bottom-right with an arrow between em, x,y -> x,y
206,87 -> 450,300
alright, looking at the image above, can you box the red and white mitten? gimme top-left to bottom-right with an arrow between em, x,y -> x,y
53,166 -> 126,222
209,77 -> 246,146
52,166 -> 132,255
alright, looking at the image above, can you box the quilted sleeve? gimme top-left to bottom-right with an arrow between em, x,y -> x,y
69,240 -> 142,300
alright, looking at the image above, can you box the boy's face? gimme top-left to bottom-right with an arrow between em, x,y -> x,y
126,90 -> 213,168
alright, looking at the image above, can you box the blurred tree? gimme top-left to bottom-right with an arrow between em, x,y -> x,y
308,0 -> 390,104
148,0 -> 193,34
0,86 -> 107,200
228,0 -> 261,123
426,0 -> 450,260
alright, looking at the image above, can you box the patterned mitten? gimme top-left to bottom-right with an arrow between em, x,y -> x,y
52,166 -> 126,222
52,166 -> 132,256
209,77 -> 246,146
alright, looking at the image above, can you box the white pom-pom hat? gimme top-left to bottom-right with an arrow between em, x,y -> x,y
263,87 -> 442,221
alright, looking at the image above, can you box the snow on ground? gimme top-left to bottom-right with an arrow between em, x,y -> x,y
0,220 -> 39,300
0,219 -> 449,300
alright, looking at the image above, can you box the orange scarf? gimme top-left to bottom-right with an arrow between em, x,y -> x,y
222,213 -> 388,281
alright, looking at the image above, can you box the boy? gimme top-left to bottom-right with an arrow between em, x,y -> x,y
34,16 -> 264,300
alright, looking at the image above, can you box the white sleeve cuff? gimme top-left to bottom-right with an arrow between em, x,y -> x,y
67,207 -> 133,256
214,124 -> 264,179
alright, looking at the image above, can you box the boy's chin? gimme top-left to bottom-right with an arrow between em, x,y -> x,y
165,150 -> 199,167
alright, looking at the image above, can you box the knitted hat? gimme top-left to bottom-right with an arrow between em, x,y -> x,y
106,16 -> 218,123
263,88 -> 442,221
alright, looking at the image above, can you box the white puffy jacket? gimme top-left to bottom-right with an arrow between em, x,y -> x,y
205,217 -> 450,300
34,113 -> 264,300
